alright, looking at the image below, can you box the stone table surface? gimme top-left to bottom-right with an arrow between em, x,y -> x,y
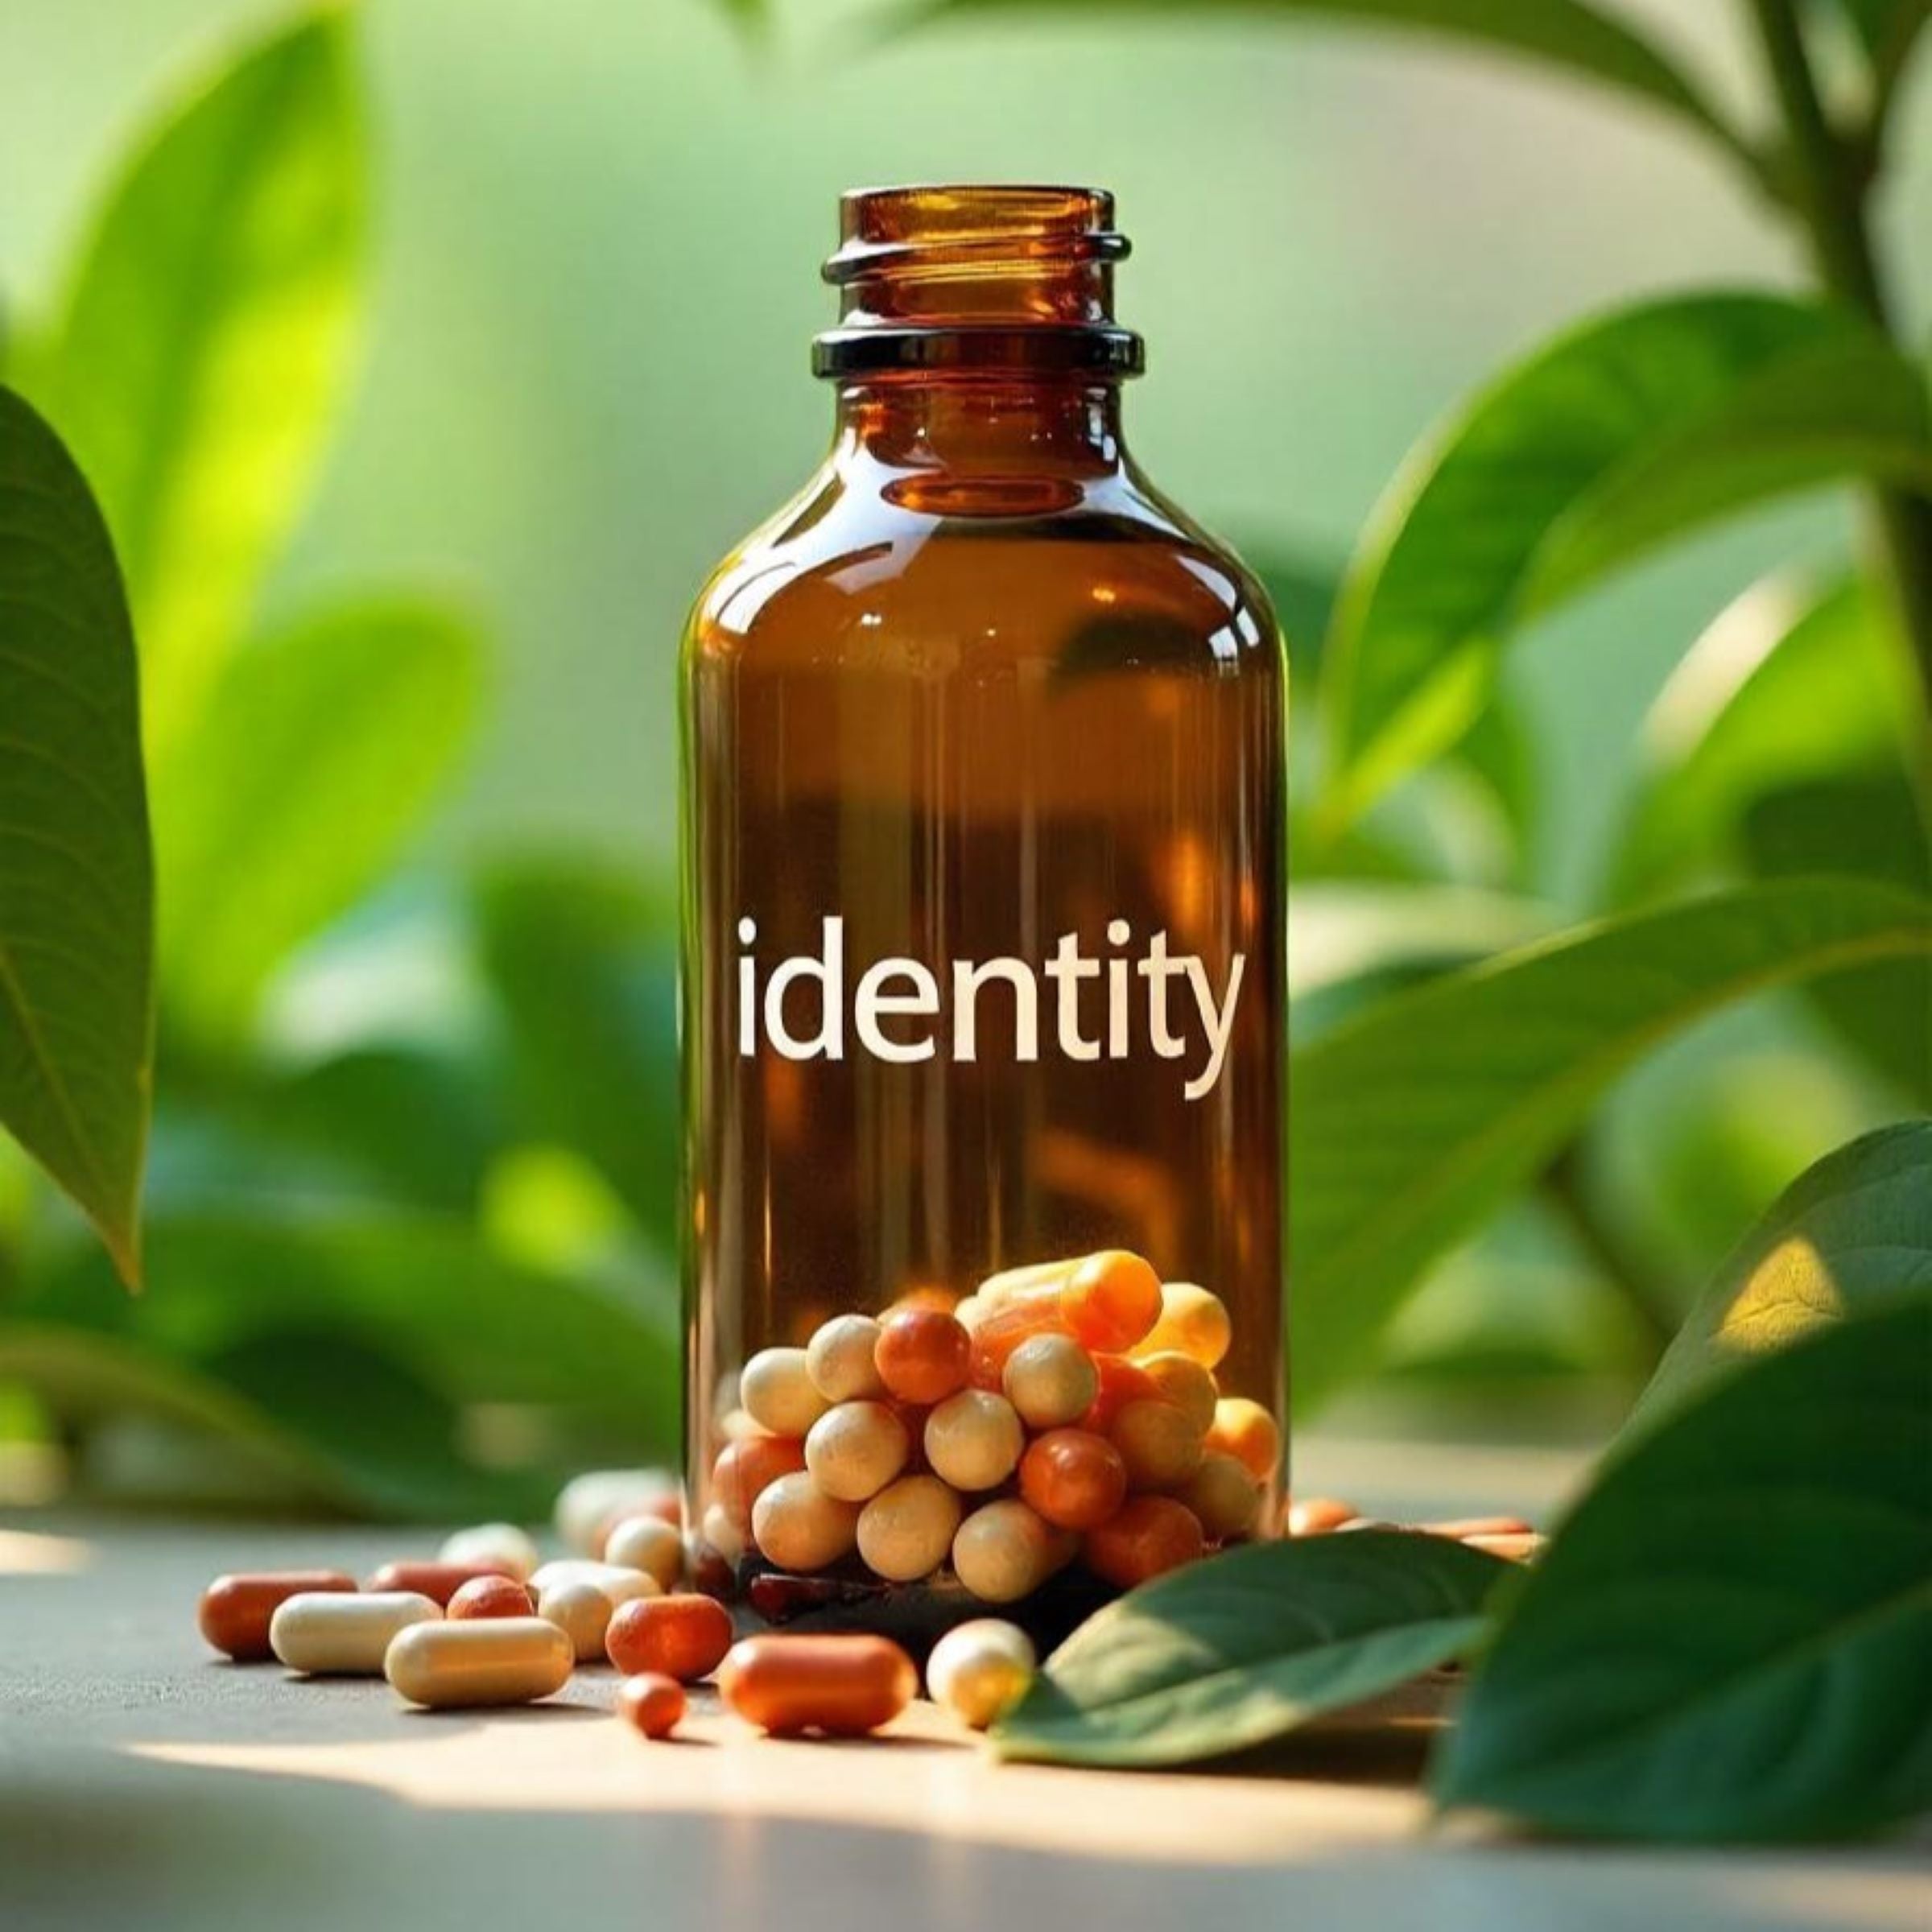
3,1435 -> 1925,1932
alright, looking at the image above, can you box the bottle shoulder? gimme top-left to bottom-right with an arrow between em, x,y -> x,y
684,459 -> 1282,680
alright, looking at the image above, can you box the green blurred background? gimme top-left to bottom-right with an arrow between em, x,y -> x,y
1,0 -> 1925,1514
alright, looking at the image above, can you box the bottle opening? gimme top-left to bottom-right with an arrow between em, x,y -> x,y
815,184 -> 1144,379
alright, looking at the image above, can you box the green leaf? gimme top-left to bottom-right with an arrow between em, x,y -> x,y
1323,295 -> 1932,820
155,600 -> 481,1038
993,1531 -> 1509,1767
0,386 -> 154,1284
1630,1120 -> 1932,1433
472,858 -> 681,1246
1436,1297 -> 1932,1841
36,11 -> 364,759
899,1 -> 1744,154
1290,878 -> 1932,1408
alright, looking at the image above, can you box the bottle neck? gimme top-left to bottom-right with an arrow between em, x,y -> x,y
834,377 -> 1129,479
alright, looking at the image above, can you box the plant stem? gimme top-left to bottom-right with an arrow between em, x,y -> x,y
1747,0 -> 1932,742
1542,1145 -> 1678,1362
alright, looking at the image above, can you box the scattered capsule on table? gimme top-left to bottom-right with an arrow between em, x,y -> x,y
447,1575 -> 535,1621
926,1619 -> 1036,1732
602,1513 -> 686,1589
804,1401 -> 911,1502
751,1470 -> 861,1572
1060,1250 -> 1163,1354
618,1671 -> 687,1740
368,1560 -> 515,1607
1287,1496 -> 1358,1537
1001,1332 -> 1099,1430
712,1435 -> 808,1534
1131,1282 -> 1232,1369
1135,1352 -> 1219,1435
1018,1428 -> 1128,1532
438,1522 -> 539,1583
199,1571 -> 357,1662
805,1314 -> 887,1403
741,1348 -> 833,1436
528,1559 -> 662,1605
605,1592 -> 734,1682
923,1389 -> 1024,1492
1110,1397 -> 1204,1491
539,1579 -> 621,1663
1421,1516 -> 1534,1541
1204,1396 -> 1281,1484
1084,1496 -> 1205,1590
874,1307 -> 972,1406
719,1633 -> 916,1736
270,1591 -> 442,1676
1178,1452 -> 1261,1541
554,1467 -> 678,1554
385,1616 -> 576,1708
952,1498 -> 1075,1604
856,1473 -> 964,1583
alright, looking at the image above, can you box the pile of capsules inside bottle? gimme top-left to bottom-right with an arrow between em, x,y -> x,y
700,1250 -> 1280,1620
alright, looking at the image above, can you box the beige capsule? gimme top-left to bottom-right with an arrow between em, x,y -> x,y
1176,1452 -> 1261,1541
751,1470 -> 861,1572
1136,1352 -> 1219,1435
528,1560 -> 662,1605
1001,1333 -> 1099,1430
805,1401 -> 911,1502
603,1515 -> 686,1590
804,1315 -> 887,1403
386,1616 -> 576,1708
976,1257 -> 1082,1308
539,1579 -> 621,1662
1131,1282 -> 1231,1369
857,1474 -> 963,1583
741,1348 -> 832,1436
269,1591 -> 441,1676
437,1522 -> 539,1583
923,1389 -> 1025,1492
926,1618 -> 1036,1730
952,1499 -> 1074,1604
701,1501 -> 746,1565
553,1468 -> 676,1554
1112,1398 -> 1204,1491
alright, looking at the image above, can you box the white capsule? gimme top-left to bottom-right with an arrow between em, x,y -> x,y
923,1389 -> 1025,1492
741,1348 -> 832,1436
805,1314 -> 888,1402
386,1616 -> 576,1708
270,1591 -> 441,1676
926,1618 -> 1036,1730
527,1559 -> 661,1604
602,1514 -> 685,1589
538,1579 -> 621,1662
438,1521 -> 540,1583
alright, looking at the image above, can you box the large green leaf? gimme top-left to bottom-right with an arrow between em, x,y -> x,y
902,2 -> 1744,152
994,1531 -> 1508,1767
37,11 -> 363,760
155,601 -> 481,1038
0,387 -> 153,1284
1436,1297 -> 1932,1841
1631,1119 -> 1932,1432
471,859 -> 682,1246
1322,295 -> 1932,820
1290,878 -> 1932,1407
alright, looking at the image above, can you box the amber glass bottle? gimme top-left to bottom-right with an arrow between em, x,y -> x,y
680,187 -> 1285,1647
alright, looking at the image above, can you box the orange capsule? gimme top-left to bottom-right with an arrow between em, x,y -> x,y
1420,1515 -> 1534,1541
712,1434 -> 808,1533
618,1672 -> 687,1740
199,1571 -> 357,1662
366,1560 -> 515,1607
1018,1429 -> 1129,1531
1204,1397 -> 1282,1484
874,1308 -> 972,1406
1061,1250 -> 1163,1354
447,1575 -> 535,1620
967,1290 -> 1071,1388
718,1633 -> 917,1736
1286,1496 -> 1357,1537
1079,1357 -> 1167,1434
1084,1496 -> 1205,1590
605,1593 -> 734,1682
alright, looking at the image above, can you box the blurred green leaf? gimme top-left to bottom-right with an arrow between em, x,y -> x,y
1630,1118 -> 1932,1434
1290,878 -> 1932,1408
155,600 -> 481,1040
37,10 -> 364,760
994,1532 -> 1508,1767
902,1 -> 1746,153
1436,1296 -> 1932,1841
472,858 -> 681,1247
1323,295 -> 1932,822
1829,0 -> 1930,115
0,386 -> 153,1285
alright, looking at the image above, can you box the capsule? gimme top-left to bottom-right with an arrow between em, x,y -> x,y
1018,1428 -> 1128,1531
1421,1515 -> 1534,1541
1132,1282 -> 1232,1368
367,1560 -> 515,1607
804,1314 -> 888,1403
750,1471 -> 861,1572
926,1618 -> 1036,1731
438,1522 -> 539,1583
618,1672 -> 687,1740
602,1513 -> 686,1589
923,1389 -> 1024,1492
1177,1453 -> 1261,1541
386,1616 -> 576,1708
966,1291 -> 1070,1388
712,1435 -> 808,1534
804,1401 -> 911,1502
554,1467 -> 677,1554
952,1499 -> 1074,1604
1204,1397 -> 1280,1484
198,1571 -> 357,1662
741,1347 -> 832,1436
447,1575 -> 535,1621
874,1308 -> 972,1405
270,1591 -> 442,1675
605,1593 -> 734,1682
1135,1352 -> 1219,1434
1084,1496 -> 1204,1590
857,1473 -> 963,1583
718,1633 -> 916,1736
1111,1398 -> 1204,1491
1001,1332 -> 1098,1430
1060,1250 -> 1163,1354
1463,1531 -> 1547,1564
527,1559 -> 662,1604
1286,1495 -> 1357,1537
